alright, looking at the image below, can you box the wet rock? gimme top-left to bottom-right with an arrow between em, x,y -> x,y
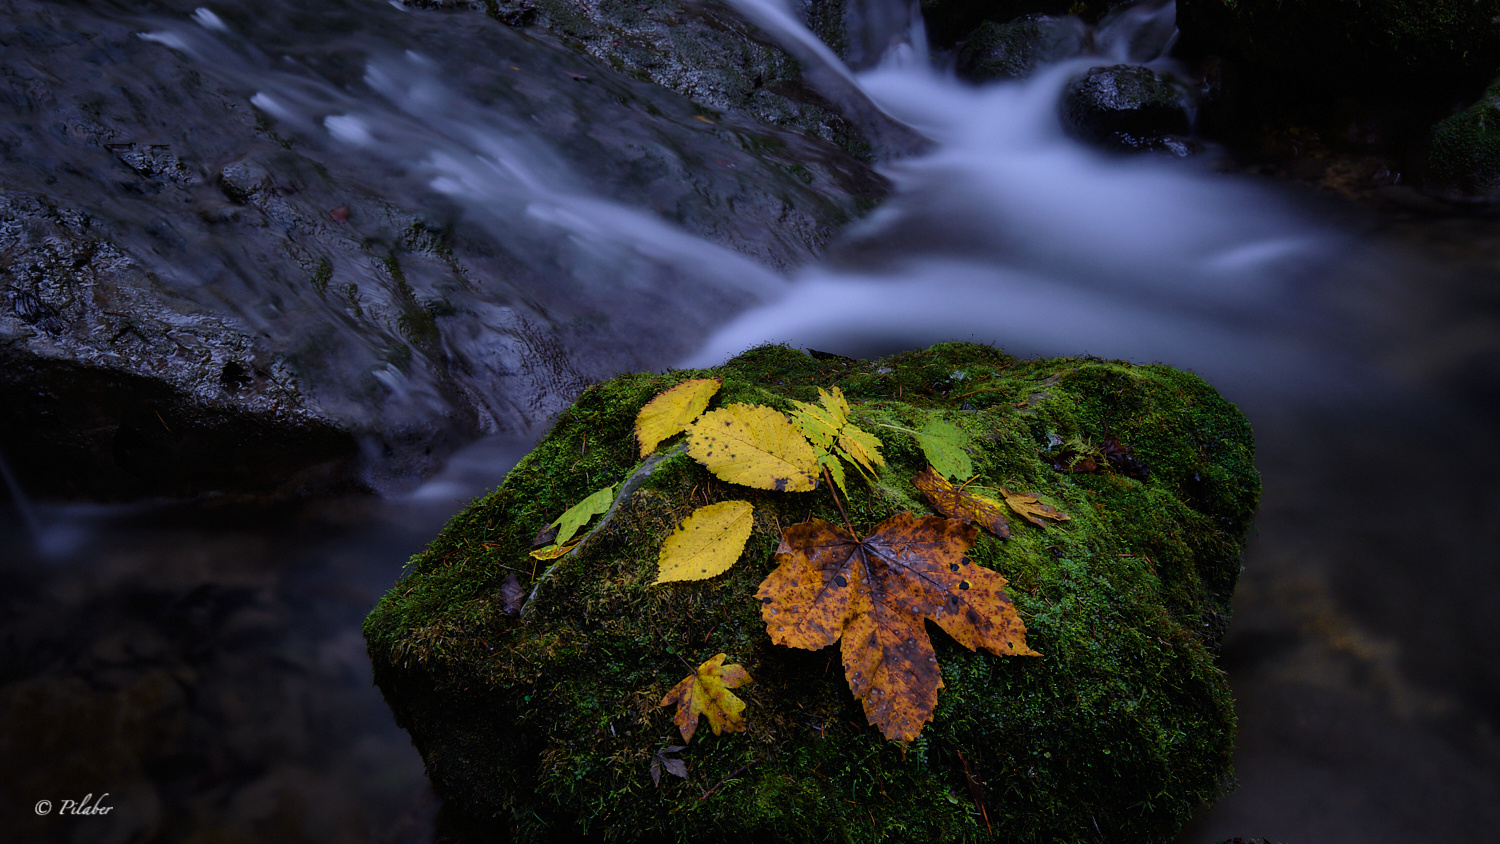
365,342 -> 1256,843
1061,64 -> 1197,154
1427,78 -> 1500,194
920,0 -> 1113,47
0,0 -> 887,501
956,14 -> 1088,82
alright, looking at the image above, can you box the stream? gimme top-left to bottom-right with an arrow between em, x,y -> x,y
3,0 -> 1500,841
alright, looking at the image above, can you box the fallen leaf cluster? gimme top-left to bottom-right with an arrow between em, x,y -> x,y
530,377 -> 1076,752
1047,436 -> 1148,479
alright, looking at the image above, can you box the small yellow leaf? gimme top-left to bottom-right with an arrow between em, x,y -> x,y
660,653 -> 751,743
655,500 -> 756,584
1000,487 -> 1070,527
635,378 -> 722,458
529,540 -> 581,560
686,404 -> 820,492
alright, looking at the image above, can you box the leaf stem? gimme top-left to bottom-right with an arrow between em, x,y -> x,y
824,464 -> 856,535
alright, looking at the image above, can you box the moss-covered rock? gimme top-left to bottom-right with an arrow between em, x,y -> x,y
364,342 -> 1257,843
1428,78 -> 1500,193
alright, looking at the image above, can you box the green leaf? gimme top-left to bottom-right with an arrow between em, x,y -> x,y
918,418 -> 973,481
549,483 -> 617,546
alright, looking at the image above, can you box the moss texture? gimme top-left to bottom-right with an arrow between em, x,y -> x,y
1429,78 -> 1500,192
364,342 -> 1257,843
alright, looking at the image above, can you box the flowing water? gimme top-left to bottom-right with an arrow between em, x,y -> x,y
4,0 -> 1500,841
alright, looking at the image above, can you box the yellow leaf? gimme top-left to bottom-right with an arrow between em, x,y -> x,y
660,653 -> 752,743
686,404 -> 820,492
791,387 -> 884,478
654,500 -> 756,584
999,487 -> 1070,527
635,378 -> 722,458
529,539 -> 580,560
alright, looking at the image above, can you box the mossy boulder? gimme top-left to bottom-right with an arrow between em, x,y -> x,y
364,342 -> 1257,843
1428,78 -> 1500,193
920,0 -> 1115,47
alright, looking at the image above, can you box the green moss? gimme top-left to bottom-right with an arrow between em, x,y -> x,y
1429,78 -> 1500,191
364,342 -> 1254,842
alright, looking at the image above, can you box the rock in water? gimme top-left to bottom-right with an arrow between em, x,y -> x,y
956,15 -> 1089,83
364,342 -> 1256,843
1061,65 -> 1197,155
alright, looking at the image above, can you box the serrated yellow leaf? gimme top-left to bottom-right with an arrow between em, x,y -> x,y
790,393 -> 841,451
686,404 -> 820,492
654,500 -> 755,584
635,378 -> 722,457
792,387 -> 884,480
818,453 -> 846,496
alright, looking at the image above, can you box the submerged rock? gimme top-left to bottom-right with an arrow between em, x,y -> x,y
365,342 -> 1256,842
1061,65 -> 1197,155
956,15 -> 1089,82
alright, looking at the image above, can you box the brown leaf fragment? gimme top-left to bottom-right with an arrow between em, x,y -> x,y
913,465 -> 1011,540
1100,437 -> 1149,479
499,573 -> 525,619
1000,488 -> 1070,528
650,745 -> 688,785
659,654 -> 752,744
531,524 -> 559,548
757,513 -> 1038,743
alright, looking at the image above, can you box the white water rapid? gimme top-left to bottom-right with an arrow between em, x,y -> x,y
686,0 -> 1343,401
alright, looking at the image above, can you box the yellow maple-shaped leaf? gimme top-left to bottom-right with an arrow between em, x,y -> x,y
654,500 -> 755,584
660,653 -> 752,743
686,404 -> 820,492
1000,487 -> 1070,527
635,378 -> 722,458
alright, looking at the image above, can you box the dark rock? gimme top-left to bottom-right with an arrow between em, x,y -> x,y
920,0 -> 1114,47
0,0 -> 888,501
955,14 -> 1089,82
1061,64 -> 1197,154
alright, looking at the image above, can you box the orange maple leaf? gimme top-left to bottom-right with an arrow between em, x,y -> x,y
659,653 -> 752,743
756,514 -> 1038,742
913,465 -> 1011,539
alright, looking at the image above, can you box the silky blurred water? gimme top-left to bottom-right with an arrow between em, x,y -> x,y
3,1 -> 1499,842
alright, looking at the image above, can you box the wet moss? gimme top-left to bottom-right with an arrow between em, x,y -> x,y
364,342 -> 1255,842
